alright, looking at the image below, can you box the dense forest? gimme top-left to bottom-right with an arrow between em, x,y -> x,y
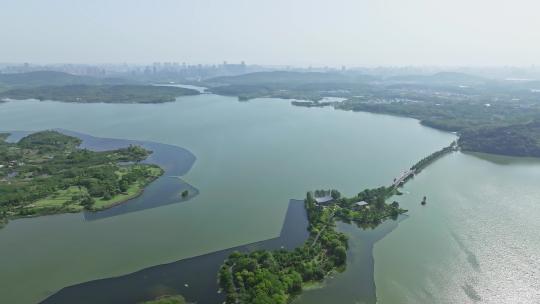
219,187 -> 405,303
0,131 -> 163,227
459,121 -> 540,157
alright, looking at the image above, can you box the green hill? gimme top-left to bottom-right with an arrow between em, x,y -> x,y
459,121 -> 540,157
0,71 -> 129,88
204,71 -> 376,101
0,84 -> 200,103
387,72 -> 488,85
207,71 -> 376,85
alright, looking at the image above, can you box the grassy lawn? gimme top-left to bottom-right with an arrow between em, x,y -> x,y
92,181 -> 143,209
32,186 -> 86,212
92,166 -> 163,210
141,295 -> 186,304
29,166 -> 163,212
146,166 -> 163,176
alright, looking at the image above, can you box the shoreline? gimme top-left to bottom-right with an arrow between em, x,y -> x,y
205,91 -> 539,159
2,91 -> 538,159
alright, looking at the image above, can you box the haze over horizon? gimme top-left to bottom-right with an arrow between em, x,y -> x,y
1,0 -> 540,66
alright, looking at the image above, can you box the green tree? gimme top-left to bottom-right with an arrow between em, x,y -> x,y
375,196 -> 385,210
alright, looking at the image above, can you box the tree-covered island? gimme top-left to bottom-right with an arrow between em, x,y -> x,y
217,142 -> 457,303
0,131 -> 163,228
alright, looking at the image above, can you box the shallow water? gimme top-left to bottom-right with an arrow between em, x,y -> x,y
43,199 -> 309,304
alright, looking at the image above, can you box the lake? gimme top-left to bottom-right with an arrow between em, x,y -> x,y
0,93 -> 537,303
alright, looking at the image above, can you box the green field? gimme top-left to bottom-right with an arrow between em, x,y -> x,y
141,295 -> 187,304
32,186 -> 86,211
92,166 -> 163,210
29,167 -> 163,212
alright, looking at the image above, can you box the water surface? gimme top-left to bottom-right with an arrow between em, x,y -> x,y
375,152 -> 540,303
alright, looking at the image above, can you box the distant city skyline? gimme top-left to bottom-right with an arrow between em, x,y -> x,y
1,0 -> 540,66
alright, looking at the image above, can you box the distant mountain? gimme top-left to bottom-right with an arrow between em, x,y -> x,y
0,71 -> 131,88
202,71 -> 377,101
387,72 -> 488,85
206,71 -> 377,86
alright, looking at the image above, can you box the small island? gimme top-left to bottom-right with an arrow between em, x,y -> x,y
0,131 -> 164,228
181,190 -> 189,198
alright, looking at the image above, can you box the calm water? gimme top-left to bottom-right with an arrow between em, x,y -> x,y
1,94 -> 534,303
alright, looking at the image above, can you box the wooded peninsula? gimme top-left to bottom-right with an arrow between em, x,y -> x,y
0,131 -> 163,228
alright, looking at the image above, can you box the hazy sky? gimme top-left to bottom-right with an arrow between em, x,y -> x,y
1,0 -> 540,66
